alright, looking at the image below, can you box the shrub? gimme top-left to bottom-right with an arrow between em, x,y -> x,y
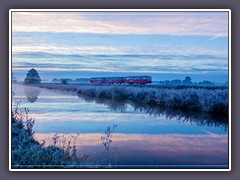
11,102 -> 87,168
61,79 -> 68,85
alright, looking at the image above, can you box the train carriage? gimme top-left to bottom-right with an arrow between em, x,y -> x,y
104,77 -> 124,84
124,76 -> 152,84
90,76 -> 152,85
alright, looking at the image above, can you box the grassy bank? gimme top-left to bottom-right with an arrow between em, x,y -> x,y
30,83 -> 228,114
11,102 -> 87,168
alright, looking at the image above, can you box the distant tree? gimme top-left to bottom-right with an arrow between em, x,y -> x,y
171,79 -> 182,85
159,81 -> 165,85
61,79 -> 68,85
198,80 -> 214,86
182,76 -> 192,85
65,78 -> 73,82
24,68 -> 41,84
52,78 -> 59,83
75,78 -> 90,83
164,80 -> 170,85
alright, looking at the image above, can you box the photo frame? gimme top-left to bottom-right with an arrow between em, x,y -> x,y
9,9 -> 231,171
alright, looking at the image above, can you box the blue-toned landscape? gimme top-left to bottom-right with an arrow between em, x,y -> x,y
12,84 -> 228,168
11,11 -> 229,169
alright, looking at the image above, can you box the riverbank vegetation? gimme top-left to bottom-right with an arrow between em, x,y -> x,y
11,102 -> 88,168
30,83 -> 228,115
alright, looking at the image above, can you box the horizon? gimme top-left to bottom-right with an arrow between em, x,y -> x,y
11,11 -> 229,83
13,69 -> 228,83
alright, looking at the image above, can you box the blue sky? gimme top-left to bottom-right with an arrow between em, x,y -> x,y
12,11 -> 229,82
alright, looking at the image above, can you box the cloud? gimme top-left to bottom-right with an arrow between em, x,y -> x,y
201,129 -> 223,138
12,12 -> 228,36
206,33 -> 226,41
12,44 -> 228,57
12,45 -> 124,55
13,51 -> 228,79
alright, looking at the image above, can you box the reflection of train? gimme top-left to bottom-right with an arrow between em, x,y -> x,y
90,76 -> 152,85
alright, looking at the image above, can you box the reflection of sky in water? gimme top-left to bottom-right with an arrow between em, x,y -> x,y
12,85 -> 228,135
12,85 -> 228,167
35,133 -> 228,167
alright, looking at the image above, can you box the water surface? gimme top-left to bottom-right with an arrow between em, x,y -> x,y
12,84 -> 229,168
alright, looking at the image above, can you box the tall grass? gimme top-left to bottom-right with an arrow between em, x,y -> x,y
29,83 -> 228,114
76,85 -> 228,114
11,101 -> 88,168
100,125 -> 118,167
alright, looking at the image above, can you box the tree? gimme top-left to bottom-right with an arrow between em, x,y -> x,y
183,76 -> 192,85
171,79 -> 182,85
52,78 -> 59,83
61,79 -> 68,85
24,68 -> 41,84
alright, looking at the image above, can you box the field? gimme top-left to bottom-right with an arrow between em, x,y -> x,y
28,83 -> 228,115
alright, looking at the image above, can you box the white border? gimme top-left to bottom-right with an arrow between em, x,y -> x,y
9,9 -> 231,172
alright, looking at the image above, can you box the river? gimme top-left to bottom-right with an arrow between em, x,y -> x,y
12,84 -> 229,168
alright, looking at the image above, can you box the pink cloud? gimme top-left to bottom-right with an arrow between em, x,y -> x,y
12,11 -> 228,37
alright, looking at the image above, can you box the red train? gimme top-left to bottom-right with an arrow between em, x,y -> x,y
90,76 -> 152,85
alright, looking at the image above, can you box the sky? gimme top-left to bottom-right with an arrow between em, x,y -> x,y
11,11 -> 229,82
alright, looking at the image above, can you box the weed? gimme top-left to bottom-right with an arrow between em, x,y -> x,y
11,101 -> 88,168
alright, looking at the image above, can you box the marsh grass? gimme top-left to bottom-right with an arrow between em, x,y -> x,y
101,125 -> 118,167
76,85 -> 228,114
11,101 -> 88,168
30,83 -> 228,114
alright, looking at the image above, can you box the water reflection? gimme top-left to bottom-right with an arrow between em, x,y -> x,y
78,95 -> 228,130
12,84 -> 228,167
24,86 -> 41,103
79,96 -> 128,112
35,132 -> 228,167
